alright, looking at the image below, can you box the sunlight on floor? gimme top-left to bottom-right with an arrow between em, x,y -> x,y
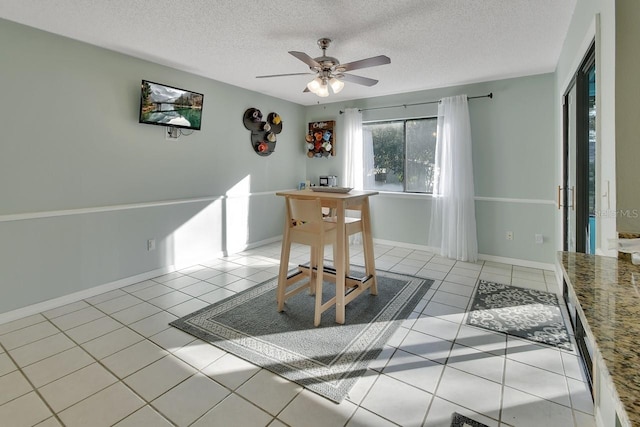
0,241 -> 595,427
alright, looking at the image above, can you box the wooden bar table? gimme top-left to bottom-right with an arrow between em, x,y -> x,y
275,188 -> 378,324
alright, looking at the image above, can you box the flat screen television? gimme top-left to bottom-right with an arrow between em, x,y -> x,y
138,80 -> 204,130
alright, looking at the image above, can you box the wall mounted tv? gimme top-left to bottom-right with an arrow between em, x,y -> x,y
138,80 -> 204,130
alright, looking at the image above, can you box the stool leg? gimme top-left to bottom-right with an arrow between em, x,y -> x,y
332,241 -> 337,268
277,231 -> 292,312
309,246 -> 317,295
361,198 -> 377,295
314,242 -> 325,327
345,235 -> 351,276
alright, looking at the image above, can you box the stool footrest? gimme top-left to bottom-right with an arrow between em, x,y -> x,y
296,264 -> 374,293
286,270 -> 305,281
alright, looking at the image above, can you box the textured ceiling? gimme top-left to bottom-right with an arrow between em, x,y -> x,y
0,0 -> 576,106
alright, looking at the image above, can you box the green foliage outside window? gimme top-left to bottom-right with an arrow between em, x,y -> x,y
364,118 -> 437,193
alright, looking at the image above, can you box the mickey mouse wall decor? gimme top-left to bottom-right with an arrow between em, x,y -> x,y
243,108 -> 283,156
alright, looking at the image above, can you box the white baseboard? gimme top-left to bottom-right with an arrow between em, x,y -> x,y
172,252 -> 226,271
0,266 -> 175,326
373,238 -> 555,270
234,236 -> 283,253
0,235 -> 286,326
373,238 -> 438,253
477,253 -> 554,271
0,235 -> 553,326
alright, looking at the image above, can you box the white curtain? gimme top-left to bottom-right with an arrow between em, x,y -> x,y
428,95 -> 478,262
341,108 -> 363,189
341,108 -> 364,244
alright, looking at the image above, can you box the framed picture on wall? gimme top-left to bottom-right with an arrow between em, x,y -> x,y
307,121 -> 335,158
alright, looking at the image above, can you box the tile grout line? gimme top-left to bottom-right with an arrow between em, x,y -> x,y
0,321 -> 74,426
0,245 -> 591,427
114,257 -> 289,425
9,293 -> 184,425
30,281 -> 237,426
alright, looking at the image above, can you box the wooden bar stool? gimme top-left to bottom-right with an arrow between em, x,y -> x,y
323,204 -> 377,295
277,197 -> 338,326
323,210 -> 362,274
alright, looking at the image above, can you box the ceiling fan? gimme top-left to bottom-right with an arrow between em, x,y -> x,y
256,38 -> 391,97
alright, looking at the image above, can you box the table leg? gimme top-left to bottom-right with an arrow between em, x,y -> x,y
361,197 -> 377,295
335,200 -> 346,324
277,214 -> 291,311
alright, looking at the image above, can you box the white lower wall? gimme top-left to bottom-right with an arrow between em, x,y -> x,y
367,193 -> 555,264
0,192 -> 284,316
1,228 -> 553,326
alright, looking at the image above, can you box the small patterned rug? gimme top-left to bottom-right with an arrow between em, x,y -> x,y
170,268 -> 433,402
450,412 -> 490,427
451,412 -> 487,427
467,280 -> 572,351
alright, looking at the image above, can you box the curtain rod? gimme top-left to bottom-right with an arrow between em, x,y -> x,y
339,92 -> 493,114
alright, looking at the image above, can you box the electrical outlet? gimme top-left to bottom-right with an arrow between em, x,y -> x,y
535,234 -> 544,244
506,231 -> 513,240
147,239 -> 156,251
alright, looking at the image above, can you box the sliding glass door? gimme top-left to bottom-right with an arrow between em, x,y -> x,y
564,84 -> 578,252
563,42 -> 596,253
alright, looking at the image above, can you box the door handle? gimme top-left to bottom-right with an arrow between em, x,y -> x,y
557,186 -> 575,210
557,185 -> 562,210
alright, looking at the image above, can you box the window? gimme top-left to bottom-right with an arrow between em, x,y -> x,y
363,118 -> 437,193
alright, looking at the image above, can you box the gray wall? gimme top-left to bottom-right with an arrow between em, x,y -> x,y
0,17 -> 561,317
0,19 -> 306,314
554,0 -> 617,255
305,74 -> 557,264
558,0 -> 640,242
615,0 -> 640,233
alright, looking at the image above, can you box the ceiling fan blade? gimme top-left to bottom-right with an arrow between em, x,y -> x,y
256,72 -> 314,79
338,55 -> 390,72
289,51 -> 321,69
340,73 -> 379,87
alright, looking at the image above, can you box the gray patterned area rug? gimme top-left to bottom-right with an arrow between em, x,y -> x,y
450,412 -> 490,427
467,280 -> 572,351
170,268 -> 433,402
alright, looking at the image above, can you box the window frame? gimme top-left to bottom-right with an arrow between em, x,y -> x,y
363,116 -> 438,194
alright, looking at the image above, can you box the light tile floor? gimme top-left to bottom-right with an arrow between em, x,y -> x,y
0,242 -> 596,426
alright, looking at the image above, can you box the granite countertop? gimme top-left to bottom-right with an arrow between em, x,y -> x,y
559,251 -> 640,426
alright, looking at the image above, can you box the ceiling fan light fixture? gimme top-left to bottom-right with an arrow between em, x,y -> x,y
307,77 -> 322,93
258,38 -> 391,98
329,77 -> 344,94
316,83 -> 329,97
